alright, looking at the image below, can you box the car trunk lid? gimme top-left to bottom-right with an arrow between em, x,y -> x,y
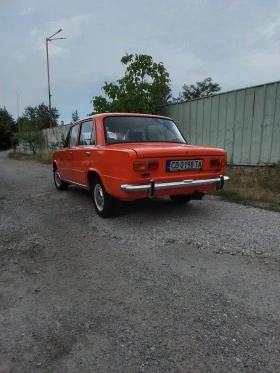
122,142 -> 226,158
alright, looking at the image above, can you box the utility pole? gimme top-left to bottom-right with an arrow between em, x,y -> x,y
45,29 -> 65,128
16,92 -> 20,132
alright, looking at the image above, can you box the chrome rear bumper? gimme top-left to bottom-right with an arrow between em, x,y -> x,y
121,175 -> 230,197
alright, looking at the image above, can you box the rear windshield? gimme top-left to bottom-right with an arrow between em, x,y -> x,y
104,116 -> 187,144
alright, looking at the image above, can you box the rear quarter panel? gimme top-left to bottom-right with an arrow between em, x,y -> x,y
88,147 -> 138,198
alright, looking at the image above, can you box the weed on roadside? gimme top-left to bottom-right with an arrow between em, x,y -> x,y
215,164 -> 280,212
8,151 -> 52,164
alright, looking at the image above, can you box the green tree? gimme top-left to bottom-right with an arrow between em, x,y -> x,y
72,110 -> 79,122
12,103 -> 59,154
178,77 -> 221,101
12,118 -> 43,155
91,53 -> 172,115
0,107 -> 16,150
23,103 -> 59,129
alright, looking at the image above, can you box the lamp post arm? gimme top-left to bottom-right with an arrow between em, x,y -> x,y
49,37 -> 66,41
48,28 -> 62,40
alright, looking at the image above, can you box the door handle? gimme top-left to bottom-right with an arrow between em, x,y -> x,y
85,152 -> 91,156
68,151 -> 73,156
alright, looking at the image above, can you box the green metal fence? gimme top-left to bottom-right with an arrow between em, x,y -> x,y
167,80 -> 280,165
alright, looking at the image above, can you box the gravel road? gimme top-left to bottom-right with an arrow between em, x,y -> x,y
0,150 -> 280,373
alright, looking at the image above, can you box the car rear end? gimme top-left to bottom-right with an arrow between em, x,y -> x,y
118,145 -> 228,200
101,114 -> 229,202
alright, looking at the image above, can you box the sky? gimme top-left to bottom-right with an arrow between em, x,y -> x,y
1,0 -> 280,123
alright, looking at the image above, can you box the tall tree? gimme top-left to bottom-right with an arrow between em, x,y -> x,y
91,53 -> 172,115
23,103 -> 59,129
0,107 -> 16,150
179,77 -> 221,101
72,110 -> 79,122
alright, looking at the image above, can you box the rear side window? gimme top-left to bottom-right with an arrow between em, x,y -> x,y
67,124 -> 78,147
78,121 -> 95,145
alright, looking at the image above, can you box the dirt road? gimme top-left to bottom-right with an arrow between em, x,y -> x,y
0,151 -> 280,373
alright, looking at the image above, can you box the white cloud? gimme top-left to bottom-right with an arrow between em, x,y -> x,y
13,51 -> 26,61
29,27 -> 37,38
257,16 -> 280,38
245,50 -> 280,70
228,0 -> 242,11
191,0 -> 207,3
47,14 -> 91,41
248,16 -> 280,46
20,8 -> 35,16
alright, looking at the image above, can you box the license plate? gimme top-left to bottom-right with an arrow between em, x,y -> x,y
166,159 -> 203,172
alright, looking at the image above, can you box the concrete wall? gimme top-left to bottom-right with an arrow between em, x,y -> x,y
17,124 -> 71,154
41,124 -> 71,152
167,80 -> 280,165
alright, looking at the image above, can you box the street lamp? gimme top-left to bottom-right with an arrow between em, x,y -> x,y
46,29 -> 65,128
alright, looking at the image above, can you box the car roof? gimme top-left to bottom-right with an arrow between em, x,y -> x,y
76,112 -> 171,124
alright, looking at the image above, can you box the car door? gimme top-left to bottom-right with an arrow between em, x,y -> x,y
60,124 -> 79,181
70,120 -> 95,186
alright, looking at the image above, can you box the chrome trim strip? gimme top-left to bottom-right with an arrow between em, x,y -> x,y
121,176 -> 230,193
63,179 -> 88,188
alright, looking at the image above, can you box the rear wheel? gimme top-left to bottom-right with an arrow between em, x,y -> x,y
169,194 -> 191,205
53,168 -> 68,191
91,176 -> 115,218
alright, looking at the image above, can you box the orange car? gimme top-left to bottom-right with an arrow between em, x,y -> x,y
52,113 -> 229,217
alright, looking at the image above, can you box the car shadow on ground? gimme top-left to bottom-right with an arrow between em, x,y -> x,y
65,185 -> 206,219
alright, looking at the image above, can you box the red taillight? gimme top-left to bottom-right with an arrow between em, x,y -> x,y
210,159 -> 221,168
133,161 -> 159,171
133,161 -> 147,171
209,158 -> 226,169
147,161 -> 158,170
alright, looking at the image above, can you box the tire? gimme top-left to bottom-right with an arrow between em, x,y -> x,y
169,194 -> 191,205
53,168 -> 68,191
91,176 -> 115,218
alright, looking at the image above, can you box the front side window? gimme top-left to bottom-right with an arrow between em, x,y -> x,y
104,116 -> 187,144
67,124 -> 78,147
78,121 -> 95,145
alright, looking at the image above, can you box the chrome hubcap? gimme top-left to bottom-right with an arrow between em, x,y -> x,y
94,184 -> 104,211
55,170 -> 61,186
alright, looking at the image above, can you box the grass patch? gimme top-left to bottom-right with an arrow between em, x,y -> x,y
215,164 -> 280,212
8,151 -> 52,164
